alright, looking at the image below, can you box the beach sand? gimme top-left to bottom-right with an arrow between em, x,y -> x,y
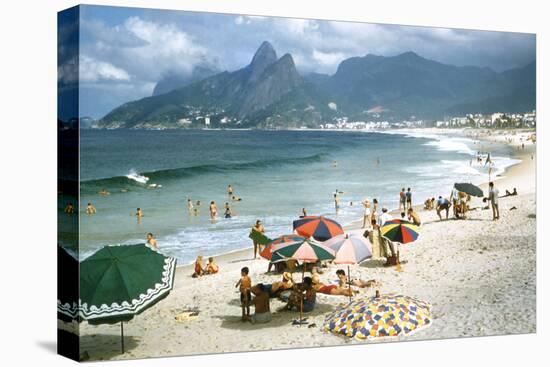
77,129 -> 536,361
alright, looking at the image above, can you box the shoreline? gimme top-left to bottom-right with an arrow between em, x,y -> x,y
173,127 -> 536,271
78,127 -> 536,360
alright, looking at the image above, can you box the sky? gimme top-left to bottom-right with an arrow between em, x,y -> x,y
58,5 -> 536,119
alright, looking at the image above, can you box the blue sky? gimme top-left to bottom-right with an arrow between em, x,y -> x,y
58,5 -> 536,119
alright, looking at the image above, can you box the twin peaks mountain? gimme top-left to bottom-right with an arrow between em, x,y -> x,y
100,41 -> 535,129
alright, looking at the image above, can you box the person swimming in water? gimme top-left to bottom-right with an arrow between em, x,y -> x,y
86,203 -> 97,215
146,232 -> 158,250
224,203 -> 232,218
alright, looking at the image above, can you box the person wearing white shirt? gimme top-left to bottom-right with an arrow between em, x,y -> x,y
378,208 -> 393,227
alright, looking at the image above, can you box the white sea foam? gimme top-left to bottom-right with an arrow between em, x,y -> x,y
126,169 -> 149,184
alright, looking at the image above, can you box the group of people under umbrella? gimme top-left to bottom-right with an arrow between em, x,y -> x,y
57,208 -> 436,359
252,213 -> 432,338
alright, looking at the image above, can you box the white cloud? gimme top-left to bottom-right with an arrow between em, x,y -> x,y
79,56 -> 130,82
312,50 -> 349,68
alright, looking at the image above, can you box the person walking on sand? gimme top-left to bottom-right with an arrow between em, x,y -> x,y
209,201 -> 218,222
488,182 -> 500,220
86,202 -> 97,215
146,232 -> 158,250
362,199 -> 372,228
236,267 -> 251,321
406,188 -> 413,210
251,220 -> 265,259
399,188 -> 406,211
436,196 -> 451,220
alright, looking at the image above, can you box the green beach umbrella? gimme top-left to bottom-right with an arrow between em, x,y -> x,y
80,244 -> 177,353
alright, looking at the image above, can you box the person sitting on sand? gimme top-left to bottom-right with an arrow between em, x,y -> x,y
86,202 -> 97,215
64,203 -> 74,214
99,189 -> 110,196
504,188 -> 518,197
424,198 -> 435,210
249,284 -> 271,324
205,257 -> 219,274
236,267 -> 251,321
146,232 -> 158,250
407,208 -> 421,226
192,256 -> 204,278
285,277 -> 316,313
456,192 -> 470,219
266,272 -> 294,298
436,196 -> 451,220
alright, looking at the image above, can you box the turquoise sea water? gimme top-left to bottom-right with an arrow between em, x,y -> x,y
61,129 -> 519,263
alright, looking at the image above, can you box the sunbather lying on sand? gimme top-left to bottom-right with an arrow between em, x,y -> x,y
336,269 -> 381,289
312,274 -> 355,296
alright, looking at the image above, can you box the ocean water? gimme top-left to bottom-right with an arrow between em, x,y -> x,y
66,129 -> 519,263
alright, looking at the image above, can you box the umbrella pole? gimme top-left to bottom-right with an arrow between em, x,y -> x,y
348,265 -> 352,303
300,266 -> 305,326
120,322 -> 124,354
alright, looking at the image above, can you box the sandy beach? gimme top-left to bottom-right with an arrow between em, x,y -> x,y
77,128 -> 536,361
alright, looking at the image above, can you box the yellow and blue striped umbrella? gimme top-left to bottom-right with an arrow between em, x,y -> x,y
323,294 -> 432,339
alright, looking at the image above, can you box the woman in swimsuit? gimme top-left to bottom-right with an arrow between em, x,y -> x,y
209,201 -> 217,221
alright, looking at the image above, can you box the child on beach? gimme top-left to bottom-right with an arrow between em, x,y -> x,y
236,267 -> 251,321
362,199 -> 371,228
192,256 -> 204,278
205,257 -> 219,274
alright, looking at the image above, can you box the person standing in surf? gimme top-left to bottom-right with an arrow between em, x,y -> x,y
227,184 -> 233,197
187,198 -> 194,214
399,187 -> 407,211
406,188 -> 413,210
209,201 -> 218,222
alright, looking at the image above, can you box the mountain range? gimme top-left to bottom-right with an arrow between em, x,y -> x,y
99,41 -> 535,129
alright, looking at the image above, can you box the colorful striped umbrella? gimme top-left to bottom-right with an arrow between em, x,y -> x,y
260,234 -> 306,261
380,219 -> 419,244
271,237 -> 335,263
323,294 -> 432,339
324,233 -> 372,265
293,216 -> 344,241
